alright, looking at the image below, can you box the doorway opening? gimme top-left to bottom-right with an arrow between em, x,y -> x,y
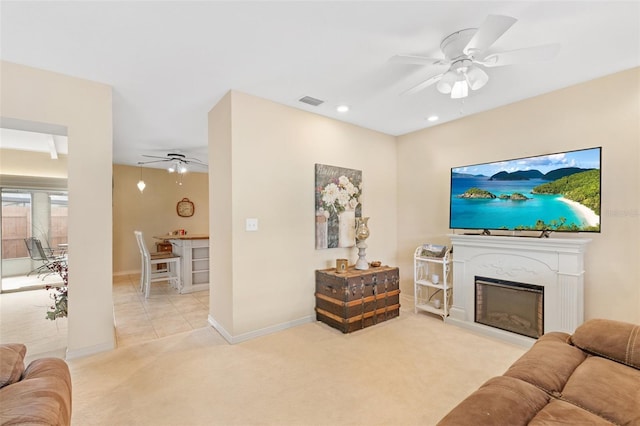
0,122 -> 69,360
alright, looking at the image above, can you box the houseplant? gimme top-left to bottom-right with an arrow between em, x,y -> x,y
45,261 -> 68,320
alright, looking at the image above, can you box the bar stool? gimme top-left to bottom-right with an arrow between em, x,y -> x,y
134,231 -> 181,298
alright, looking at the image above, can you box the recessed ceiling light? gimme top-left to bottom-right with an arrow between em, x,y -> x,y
427,115 -> 439,122
336,105 -> 349,113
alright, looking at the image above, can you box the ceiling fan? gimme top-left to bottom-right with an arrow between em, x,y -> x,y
390,15 -> 560,99
138,152 -> 208,174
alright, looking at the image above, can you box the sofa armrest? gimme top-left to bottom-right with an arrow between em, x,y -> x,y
437,376 -> 551,426
570,319 -> 640,369
0,358 -> 72,426
23,358 -> 72,387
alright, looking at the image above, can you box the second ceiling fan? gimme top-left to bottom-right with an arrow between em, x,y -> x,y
138,152 -> 208,174
391,15 -> 560,99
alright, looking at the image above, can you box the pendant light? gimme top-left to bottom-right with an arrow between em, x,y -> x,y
137,165 -> 146,192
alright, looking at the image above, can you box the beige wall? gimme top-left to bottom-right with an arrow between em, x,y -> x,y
112,164 -> 209,273
5,60 -> 635,354
209,92 -> 233,333
1,61 -> 114,357
397,67 -> 640,324
0,149 -> 68,177
209,91 -> 398,340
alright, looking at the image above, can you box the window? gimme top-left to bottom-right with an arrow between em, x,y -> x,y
1,189 -> 68,260
1,191 -> 32,259
49,193 -> 68,250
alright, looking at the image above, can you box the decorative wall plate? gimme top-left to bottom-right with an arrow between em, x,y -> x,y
176,198 -> 194,217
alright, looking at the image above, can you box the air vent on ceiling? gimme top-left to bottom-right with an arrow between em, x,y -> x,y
298,96 -> 324,107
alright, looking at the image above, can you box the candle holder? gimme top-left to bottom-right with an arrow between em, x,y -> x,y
354,217 -> 370,270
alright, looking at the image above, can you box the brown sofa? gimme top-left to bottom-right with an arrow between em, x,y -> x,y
439,319 -> 640,425
0,343 -> 72,426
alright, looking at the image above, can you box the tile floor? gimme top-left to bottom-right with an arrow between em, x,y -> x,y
0,274 -> 209,361
112,274 -> 210,347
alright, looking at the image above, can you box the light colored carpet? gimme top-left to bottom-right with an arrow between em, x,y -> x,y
68,306 -> 525,426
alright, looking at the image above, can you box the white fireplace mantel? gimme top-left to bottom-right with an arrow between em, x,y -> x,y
447,234 -> 591,346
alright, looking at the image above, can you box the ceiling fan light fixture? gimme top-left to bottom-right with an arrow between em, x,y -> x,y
437,70 -> 457,94
393,14 -> 560,103
466,65 -> 489,90
451,80 -> 469,99
178,164 -> 188,174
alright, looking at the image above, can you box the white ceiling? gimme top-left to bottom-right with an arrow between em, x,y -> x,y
1,1 -> 639,168
0,128 -> 68,156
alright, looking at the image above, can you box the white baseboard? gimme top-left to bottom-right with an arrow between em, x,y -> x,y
208,314 -> 314,344
113,269 -> 140,277
66,339 -> 115,360
207,315 -> 233,342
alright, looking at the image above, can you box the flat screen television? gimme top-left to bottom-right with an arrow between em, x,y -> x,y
450,147 -> 601,233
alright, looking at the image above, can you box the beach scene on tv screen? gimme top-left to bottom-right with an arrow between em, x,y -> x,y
450,148 -> 601,232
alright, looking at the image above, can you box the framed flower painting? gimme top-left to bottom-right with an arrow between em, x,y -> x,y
315,164 -> 362,249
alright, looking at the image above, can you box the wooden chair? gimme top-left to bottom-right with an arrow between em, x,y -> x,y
134,231 -> 181,298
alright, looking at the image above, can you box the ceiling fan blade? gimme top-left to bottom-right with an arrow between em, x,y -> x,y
464,15 -> 517,55
479,43 -> 561,67
141,154 -> 171,160
183,156 -> 207,163
138,159 -> 170,165
401,73 -> 445,96
389,55 -> 448,66
187,162 -> 208,168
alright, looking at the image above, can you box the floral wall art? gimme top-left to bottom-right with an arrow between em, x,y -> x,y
315,164 -> 362,249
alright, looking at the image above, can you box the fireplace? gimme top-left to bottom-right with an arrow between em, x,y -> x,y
475,276 -> 544,339
448,235 -> 590,346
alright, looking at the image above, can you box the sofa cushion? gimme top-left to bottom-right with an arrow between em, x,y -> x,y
561,355 -> 640,425
529,399 -> 614,425
437,376 -> 550,426
0,344 -> 26,388
504,331 -> 586,394
570,318 -> 640,369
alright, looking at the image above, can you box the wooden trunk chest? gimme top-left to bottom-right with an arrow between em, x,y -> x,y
315,265 -> 400,333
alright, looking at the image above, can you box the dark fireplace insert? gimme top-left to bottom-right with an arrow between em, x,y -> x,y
475,276 -> 544,339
